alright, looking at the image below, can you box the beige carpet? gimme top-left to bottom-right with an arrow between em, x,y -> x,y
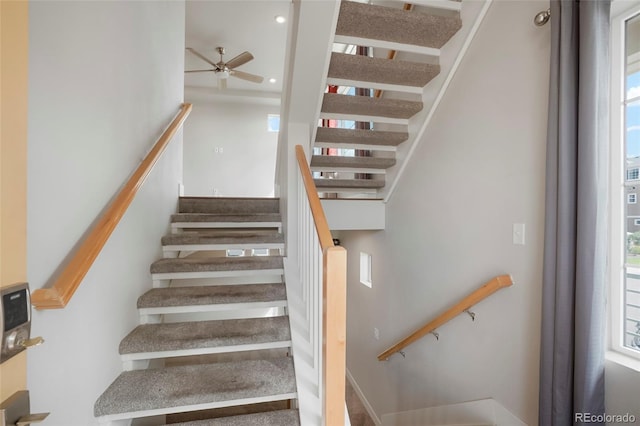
164,369 -> 377,425
346,379 -> 376,426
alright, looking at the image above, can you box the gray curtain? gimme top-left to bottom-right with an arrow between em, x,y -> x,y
539,1 -> 610,425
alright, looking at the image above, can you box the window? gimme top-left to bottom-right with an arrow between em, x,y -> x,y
267,114 -> 280,132
610,3 -> 640,361
251,248 -> 270,256
359,252 -> 372,288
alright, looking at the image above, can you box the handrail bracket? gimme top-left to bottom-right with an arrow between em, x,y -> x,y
377,274 -> 514,361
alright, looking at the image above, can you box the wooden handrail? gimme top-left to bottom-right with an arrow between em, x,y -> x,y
31,103 -> 192,310
295,144 -> 346,426
323,245 -> 347,426
378,274 -> 514,361
295,144 -> 334,250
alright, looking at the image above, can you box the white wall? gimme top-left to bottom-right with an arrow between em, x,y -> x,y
27,1 -> 185,424
605,359 -> 640,423
338,1 -> 549,424
183,90 -> 279,197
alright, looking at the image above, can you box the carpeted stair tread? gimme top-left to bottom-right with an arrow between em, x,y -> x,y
162,233 -> 284,246
171,213 -> 281,223
150,256 -> 283,274
336,1 -> 462,49
311,155 -> 395,169
138,283 -> 286,309
167,409 -> 300,426
119,316 -> 291,355
314,179 -> 385,189
94,358 -> 296,417
328,52 -> 440,87
179,197 -> 280,214
315,127 -> 408,147
328,52 -> 439,87
322,93 -> 422,119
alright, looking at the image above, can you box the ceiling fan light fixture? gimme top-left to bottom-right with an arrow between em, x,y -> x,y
275,15 -> 286,24
186,47 -> 264,89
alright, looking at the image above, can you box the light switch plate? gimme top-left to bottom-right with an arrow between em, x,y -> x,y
513,223 -> 526,245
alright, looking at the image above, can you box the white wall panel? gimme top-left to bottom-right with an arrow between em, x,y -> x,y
27,2 -> 185,424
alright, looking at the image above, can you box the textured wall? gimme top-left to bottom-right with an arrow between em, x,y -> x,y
338,1 -> 550,424
27,1 -> 185,424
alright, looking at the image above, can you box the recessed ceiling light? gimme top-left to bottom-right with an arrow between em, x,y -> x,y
275,15 -> 286,24
269,78 -> 277,84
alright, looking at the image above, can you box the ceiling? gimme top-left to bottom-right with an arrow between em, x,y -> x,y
185,1 -> 291,97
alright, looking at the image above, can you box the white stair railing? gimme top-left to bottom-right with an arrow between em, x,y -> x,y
285,144 -> 347,425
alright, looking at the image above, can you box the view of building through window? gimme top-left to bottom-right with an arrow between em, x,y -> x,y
313,85 -> 368,179
623,11 -> 640,352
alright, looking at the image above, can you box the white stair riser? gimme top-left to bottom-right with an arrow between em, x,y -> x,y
334,34 -> 441,57
96,393 -> 298,424
387,0 -> 462,12
319,112 -> 409,126
152,268 -> 284,282
311,166 -> 386,175
326,77 -> 424,94
160,307 -> 286,324
121,341 -> 292,367
168,276 -> 283,286
171,222 -> 282,232
315,186 -> 380,194
314,141 -> 398,152
163,243 -> 284,255
139,301 -> 288,320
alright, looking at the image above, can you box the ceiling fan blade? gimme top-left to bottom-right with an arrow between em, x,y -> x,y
225,51 -> 254,69
186,48 -> 219,69
217,77 -> 227,90
185,69 -> 216,73
230,69 -> 264,84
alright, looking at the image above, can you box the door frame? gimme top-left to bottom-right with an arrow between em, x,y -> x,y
0,0 -> 29,401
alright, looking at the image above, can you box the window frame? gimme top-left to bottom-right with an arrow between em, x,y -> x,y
609,1 -> 640,364
359,252 -> 372,288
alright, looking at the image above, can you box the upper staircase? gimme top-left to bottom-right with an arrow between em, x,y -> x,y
312,0 -> 463,197
94,197 -> 299,425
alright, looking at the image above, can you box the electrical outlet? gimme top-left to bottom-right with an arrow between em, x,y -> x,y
374,328 -> 380,340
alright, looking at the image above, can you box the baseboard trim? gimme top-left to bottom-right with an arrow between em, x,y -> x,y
346,368 -> 383,426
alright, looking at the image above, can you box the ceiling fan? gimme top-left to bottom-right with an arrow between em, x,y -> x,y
185,46 -> 264,90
